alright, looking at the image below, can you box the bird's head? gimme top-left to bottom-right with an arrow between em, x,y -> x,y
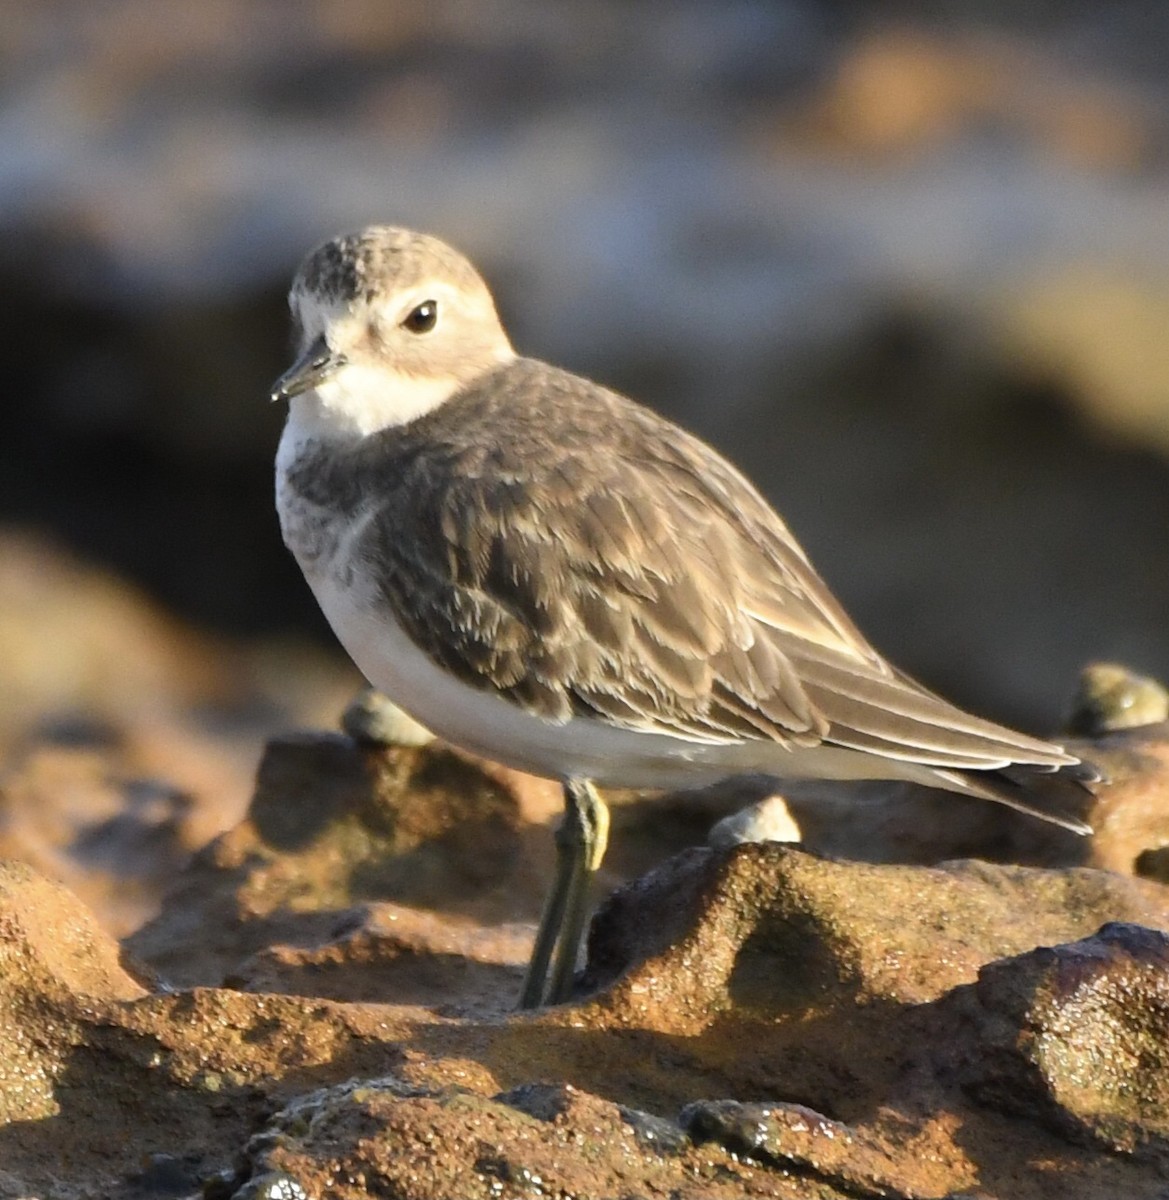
272,226 -> 515,437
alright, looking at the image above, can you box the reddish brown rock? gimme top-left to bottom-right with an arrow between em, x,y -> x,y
126,732 -> 558,1006
239,1076 -> 804,1200
9,837 -> 1169,1198
1071,724 -> 1169,877
228,901 -> 531,1012
8,685 -> 1169,1197
0,858 -> 145,1129
0,858 -> 146,1010
0,745 -> 205,937
682,1099 -> 918,1199
0,531 -> 371,939
962,921 -> 1169,1158
583,842 -> 1169,1028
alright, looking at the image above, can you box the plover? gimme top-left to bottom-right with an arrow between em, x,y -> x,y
272,226 -> 1098,1008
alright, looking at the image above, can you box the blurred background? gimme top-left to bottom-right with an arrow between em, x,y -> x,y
2,1 -> 1169,928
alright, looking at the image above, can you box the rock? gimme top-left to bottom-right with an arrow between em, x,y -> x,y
126,715 -> 1169,1013
1065,663 -> 1169,736
0,859 -> 146,1010
0,531 -> 225,743
227,901 -> 532,1011
0,851 -> 435,1200
9,681 -> 1169,1196
340,687 -> 436,748
126,732 -> 558,1005
962,922 -> 1169,1157
234,1076 -> 781,1200
0,745 -> 200,937
998,270 -> 1169,458
0,530 -> 368,937
582,843 -> 1169,1029
9,833 -> 1169,1195
1070,724 -> 1169,878
708,793 -> 803,848
1136,845 -> 1169,883
682,1099 -> 915,1199
0,859 -> 145,1127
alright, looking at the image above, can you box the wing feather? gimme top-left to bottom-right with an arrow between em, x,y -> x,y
355,358 -> 1077,775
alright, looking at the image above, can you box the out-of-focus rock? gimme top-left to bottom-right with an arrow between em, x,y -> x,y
126,732 -> 560,1004
1069,724 -> 1169,878
0,530 -> 226,739
790,28 -> 1154,170
708,793 -> 802,849
1065,662 -> 1169,736
962,922 -> 1169,1158
999,271 -> 1169,458
0,529 -> 367,934
4,5 -> 1169,735
0,746 -> 200,937
340,687 -> 436,748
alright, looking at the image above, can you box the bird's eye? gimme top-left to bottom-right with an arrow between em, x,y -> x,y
401,300 -> 438,333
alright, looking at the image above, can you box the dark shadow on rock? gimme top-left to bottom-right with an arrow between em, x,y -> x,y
0,1007 -> 269,1199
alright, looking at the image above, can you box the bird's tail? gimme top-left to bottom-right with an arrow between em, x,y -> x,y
929,760 -> 1100,836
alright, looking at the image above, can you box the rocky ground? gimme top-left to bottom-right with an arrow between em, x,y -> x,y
4,646 -> 1169,1198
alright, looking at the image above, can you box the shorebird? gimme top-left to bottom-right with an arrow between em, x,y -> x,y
272,226 -> 1097,1008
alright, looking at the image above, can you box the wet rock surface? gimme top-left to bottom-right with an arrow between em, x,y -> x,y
963,921 -> 1169,1158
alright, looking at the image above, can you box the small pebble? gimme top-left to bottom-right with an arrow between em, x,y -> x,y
617,1105 -> 689,1155
341,687 -> 435,747
1065,662 -> 1169,736
230,1172 -> 310,1200
708,794 -> 801,849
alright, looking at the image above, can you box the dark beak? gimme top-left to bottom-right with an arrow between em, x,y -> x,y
270,334 -> 347,402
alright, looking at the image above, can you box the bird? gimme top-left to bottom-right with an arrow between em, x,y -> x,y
271,225 -> 1098,1009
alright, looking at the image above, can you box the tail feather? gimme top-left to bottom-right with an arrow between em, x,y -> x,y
930,762 -> 1097,836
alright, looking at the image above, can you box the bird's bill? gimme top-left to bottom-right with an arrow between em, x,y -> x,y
270,334 -> 347,402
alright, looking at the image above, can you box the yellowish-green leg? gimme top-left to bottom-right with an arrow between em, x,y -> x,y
518,778 -> 611,1009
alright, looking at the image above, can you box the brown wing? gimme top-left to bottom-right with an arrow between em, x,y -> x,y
364,360 -> 1074,772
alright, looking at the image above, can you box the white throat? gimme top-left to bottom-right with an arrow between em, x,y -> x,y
289,364 -> 465,441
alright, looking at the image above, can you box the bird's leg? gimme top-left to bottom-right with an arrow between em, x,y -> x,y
518,777 -> 610,1009
547,778 -> 610,1003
